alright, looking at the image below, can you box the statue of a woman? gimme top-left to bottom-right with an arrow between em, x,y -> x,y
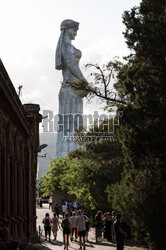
55,19 -> 84,157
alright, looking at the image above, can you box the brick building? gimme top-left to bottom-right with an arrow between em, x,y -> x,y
0,59 -> 42,243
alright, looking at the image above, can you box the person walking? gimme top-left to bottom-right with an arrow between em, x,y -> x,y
48,196 -> 52,210
54,204 -> 60,217
69,202 -> 74,216
112,211 -> 116,241
114,213 -> 127,250
70,211 -> 78,241
62,203 -> 68,218
76,210 -> 88,250
42,213 -> 51,242
51,212 -> 59,241
104,212 -> 113,242
61,213 -> 71,250
94,211 -> 104,243
83,210 -> 90,242
39,197 -> 43,208
73,201 -> 77,210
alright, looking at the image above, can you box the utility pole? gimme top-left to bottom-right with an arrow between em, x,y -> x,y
18,85 -> 23,97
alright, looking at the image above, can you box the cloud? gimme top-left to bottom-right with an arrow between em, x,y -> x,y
1,0 -> 136,124
81,35 -> 128,67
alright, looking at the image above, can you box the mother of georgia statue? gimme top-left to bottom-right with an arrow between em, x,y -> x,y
55,19 -> 84,157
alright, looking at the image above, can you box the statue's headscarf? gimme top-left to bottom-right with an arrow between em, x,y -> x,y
55,19 -> 79,70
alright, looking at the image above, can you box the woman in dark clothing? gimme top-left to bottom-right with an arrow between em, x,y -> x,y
39,197 -> 43,208
104,213 -> 113,242
83,210 -> 90,242
114,213 -> 127,250
94,211 -> 103,243
61,213 -> 71,250
54,204 -> 60,217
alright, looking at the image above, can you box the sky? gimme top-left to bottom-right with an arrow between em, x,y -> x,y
0,0 -> 141,126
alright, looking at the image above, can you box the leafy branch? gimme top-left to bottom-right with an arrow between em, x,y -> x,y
70,58 -> 127,106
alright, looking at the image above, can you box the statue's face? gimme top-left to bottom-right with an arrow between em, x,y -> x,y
66,28 -> 77,40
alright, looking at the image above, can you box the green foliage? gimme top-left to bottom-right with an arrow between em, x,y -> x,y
110,166 -> 166,247
112,0 -> 166,249
40,157 -> 67,197
40,137 -> 124,215
70,58 -> 125,108
63,140 -> 123,212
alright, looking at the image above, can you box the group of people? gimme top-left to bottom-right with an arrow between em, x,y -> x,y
61,201 -> 82,217
61,210 -> 90,250
94,210 -> 130,250
36,197 -> 43,208
42,209 -> 90,250
41,199 -> 130,250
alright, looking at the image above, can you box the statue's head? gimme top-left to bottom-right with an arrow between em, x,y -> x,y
60,19 -> 79,31
56,19 -> 79,70
60,19 -> 79,41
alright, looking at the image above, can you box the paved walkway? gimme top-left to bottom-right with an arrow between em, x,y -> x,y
36,204 -> 148,250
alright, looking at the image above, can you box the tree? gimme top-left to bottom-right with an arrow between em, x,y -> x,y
112,1 -> 166,249
66,1 -> 166,248
40,157 -> 67,197
60,138 -> 124,215
40,124 -> 124,215
70,58 -> 125,108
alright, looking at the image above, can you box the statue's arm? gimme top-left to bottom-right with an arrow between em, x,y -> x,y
62,44 -> 84,80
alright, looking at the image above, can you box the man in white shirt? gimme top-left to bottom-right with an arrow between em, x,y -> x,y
70,212 -> 78,241
73,201 -> 77,210
62,203 -> 67,218
76,210 -> 89,250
